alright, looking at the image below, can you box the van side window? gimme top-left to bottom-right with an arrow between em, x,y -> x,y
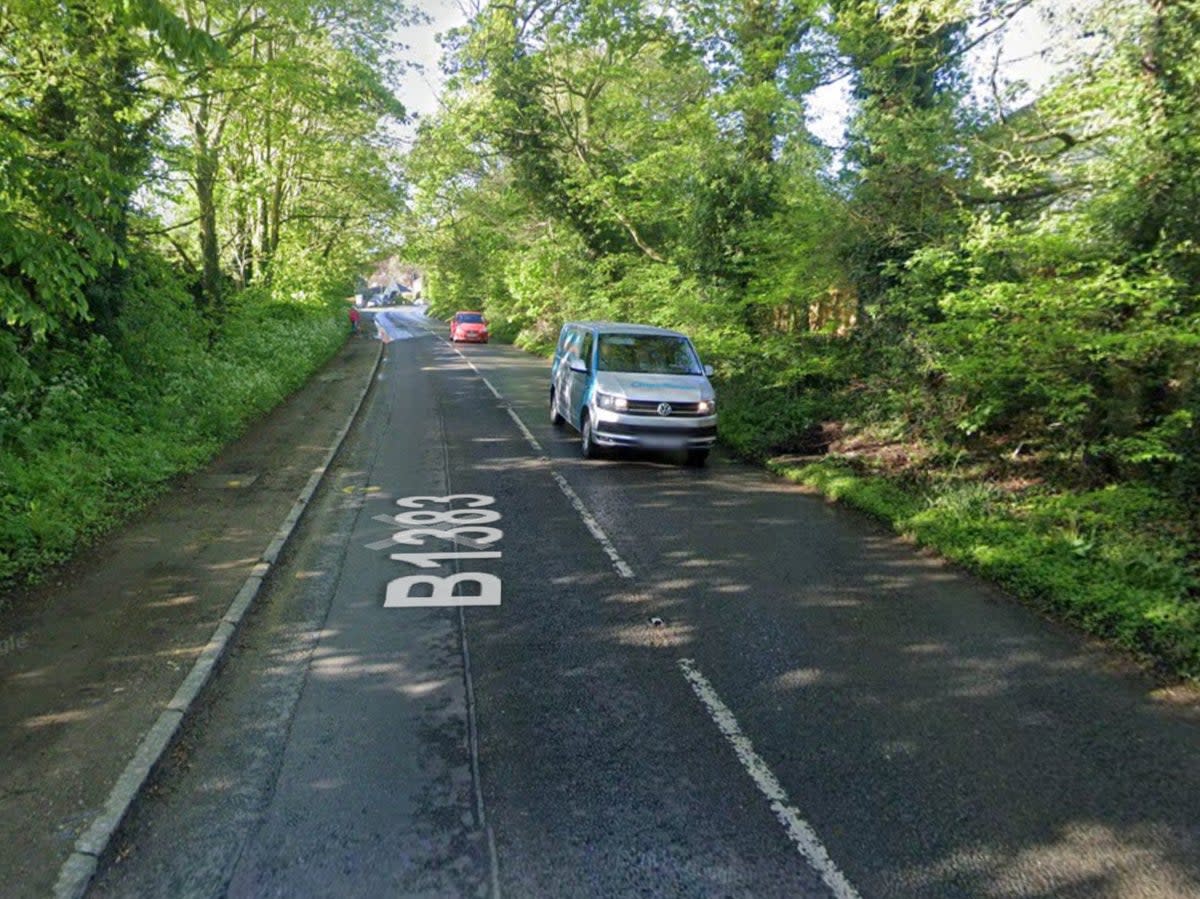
562,329 -> 580,361
579,332 -> 593,370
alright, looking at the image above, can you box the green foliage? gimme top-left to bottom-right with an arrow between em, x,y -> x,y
852,0 -> 1200,505
0,284 -> 345,587
714,333 -> 854,458
2,1 -> 146,338
895,237 -> 1197,459
774,458 -> 1200,680
831,0 -> 975,306
0,0 -> 406,586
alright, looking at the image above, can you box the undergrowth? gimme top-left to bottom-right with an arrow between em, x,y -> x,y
0,289 -> 346,588
769,455 -> 1200,682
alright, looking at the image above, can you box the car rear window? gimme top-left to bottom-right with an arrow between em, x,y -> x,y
456,313 -> 484,323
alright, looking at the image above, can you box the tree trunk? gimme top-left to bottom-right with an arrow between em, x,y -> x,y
194,105 -> 222,316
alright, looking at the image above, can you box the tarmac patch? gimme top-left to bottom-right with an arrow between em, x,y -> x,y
195,473 -> 260,490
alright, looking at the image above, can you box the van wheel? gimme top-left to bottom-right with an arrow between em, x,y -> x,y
550,390 -> 564,426
685,449 -> 709,467
580,413 -> 602,459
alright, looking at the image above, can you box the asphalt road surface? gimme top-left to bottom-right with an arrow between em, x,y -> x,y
91,307 -> 1200,898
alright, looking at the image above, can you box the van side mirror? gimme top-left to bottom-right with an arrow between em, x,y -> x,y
568,358 -> 588,374
703,364 -> 714,377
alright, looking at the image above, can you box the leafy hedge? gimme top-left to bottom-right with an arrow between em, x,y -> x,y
0,285 -> 347,588
708,333 -> 855,460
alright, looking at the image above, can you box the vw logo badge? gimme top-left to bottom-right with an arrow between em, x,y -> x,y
656,402 -> 673,417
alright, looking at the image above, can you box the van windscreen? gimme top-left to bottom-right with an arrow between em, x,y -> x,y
596,335 -> 701,375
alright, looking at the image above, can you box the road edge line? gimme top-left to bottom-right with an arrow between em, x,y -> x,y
52,337 -> 386,899
677,658 -> 861,899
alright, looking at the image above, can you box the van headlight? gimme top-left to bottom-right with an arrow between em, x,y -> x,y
594,392 -> 628,412
697,399 -> 716,415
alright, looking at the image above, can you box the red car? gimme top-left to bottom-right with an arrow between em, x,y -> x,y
450,311 -> 489,343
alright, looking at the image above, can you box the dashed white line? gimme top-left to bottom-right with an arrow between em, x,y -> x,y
480,377 -> 503,400
677,658 -> 861,899
505,407 -> 545,455
415,314 -> 846,893
430,329 -> 634,579
549,471 -> 635,579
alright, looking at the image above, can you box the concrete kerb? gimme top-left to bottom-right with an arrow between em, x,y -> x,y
222,576 -> 264,626
52,338 -> 386,899
71,710 -> 185,857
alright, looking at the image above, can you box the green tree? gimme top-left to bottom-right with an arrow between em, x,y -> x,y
830,0 -> 975,311
0,0 -> 215,340
886,0 -> 1200,501
151,0 -> 410,317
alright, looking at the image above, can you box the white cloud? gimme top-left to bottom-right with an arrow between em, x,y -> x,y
394,0 -> 470,121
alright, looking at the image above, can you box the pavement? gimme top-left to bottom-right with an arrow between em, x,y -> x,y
0,328 -> 382,899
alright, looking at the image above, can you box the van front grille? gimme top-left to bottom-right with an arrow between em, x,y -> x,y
625,400 -> 704,417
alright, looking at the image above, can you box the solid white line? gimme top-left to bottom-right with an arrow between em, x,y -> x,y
481,377 -> 503,400
677,658 -> 861,899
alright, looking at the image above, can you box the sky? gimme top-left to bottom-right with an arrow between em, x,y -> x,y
393,0 -> 1074,147
394,0 -> 467,127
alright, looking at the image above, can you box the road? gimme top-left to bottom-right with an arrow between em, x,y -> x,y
90,307 -> 1200,898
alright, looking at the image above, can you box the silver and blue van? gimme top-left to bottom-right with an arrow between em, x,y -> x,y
549,322 -> 717,465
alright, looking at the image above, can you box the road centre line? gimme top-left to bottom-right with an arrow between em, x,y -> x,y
438,335 -> 500,398
431,328 -> 634,580
481,377 -> 503,400
548,470 -> 635,579
505,407 -> 545,455
425,316 -> 843,888
678,658 -> 861,899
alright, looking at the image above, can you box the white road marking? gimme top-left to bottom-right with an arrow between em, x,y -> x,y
442,337 -> 492,388
375,312 -> 417,342
677,658 -> 862,899
426,326 -> 634,580
385,572 -> 502,607
380,496 -> 504,607
505,407 -> 545,455
481,377 -> 503,400
550,471 -> 635,579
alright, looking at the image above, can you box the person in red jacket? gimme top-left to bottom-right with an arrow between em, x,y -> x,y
348,305 -> 361,334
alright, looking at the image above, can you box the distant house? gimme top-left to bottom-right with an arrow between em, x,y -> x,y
363,257 -> 423,302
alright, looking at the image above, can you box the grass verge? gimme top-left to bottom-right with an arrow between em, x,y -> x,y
768,455 -> 1200,683
0,296 -> 347,588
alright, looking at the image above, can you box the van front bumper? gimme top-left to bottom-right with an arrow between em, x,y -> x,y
591,409 -> 717,450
